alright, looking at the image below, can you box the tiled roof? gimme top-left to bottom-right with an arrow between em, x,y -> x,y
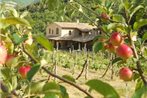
54,22 -> 96,31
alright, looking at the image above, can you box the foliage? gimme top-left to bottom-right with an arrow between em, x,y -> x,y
0,0 -> 147,98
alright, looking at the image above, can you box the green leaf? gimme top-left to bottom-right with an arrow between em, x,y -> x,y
133,19 -> 147,30
25,81 -> 45,94
112,14 -> 125,23
93,42 -> 103,53
11,76 -> 17,90
27,64 -> 40,81
132,86 -> 147,98
123,0 -> 131,9
86,79 -> 120,98
101,25 -> 109,33
24,43 -> 39,61
107,23 -> 125,30
133,72 -> 140,81
60,85 -> 69,98
112,57 -> 123,65
143,47 -> 147,57
34,35 -> 53,51
0,17 -> 31,27
44,93 -> 59,98
105,1 -> 112,9
20,11 -> 29,18
47,0 -> 60,10
62,75 -> 76,83
134,78 -> 144,91
7,7 -> 19,17
130,5 -> 144,21
142,32 -> 147,41
1,68 -> 11,79
93,0 -> 102,4
11,33 -> 28,45
43,82 -> 61,94
11,33 -> 21,45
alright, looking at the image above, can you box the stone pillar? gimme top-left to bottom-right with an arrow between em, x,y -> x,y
84,43 -> 87,51
56,41 -> 59,50
78,43 -> 81,50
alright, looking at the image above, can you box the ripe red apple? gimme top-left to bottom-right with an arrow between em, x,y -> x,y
105,43 -> 117,53
119,67 -> 133,81
110,32 -> 123,46
101,12 -> 109,20
0,45 -> 7,64
116,44 -> 133,59
19,65 -> 31,78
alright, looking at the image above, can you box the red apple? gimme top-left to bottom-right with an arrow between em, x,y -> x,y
119,67 -> 133,81
0,45 -> 7,64
105,43 -> 117,53
19,65 -> 31,78
6,54 -> 18,67
110,32 -> 123,46
116,44 -> 133,59
6,54 -> 15,61
101,12 -> 109,20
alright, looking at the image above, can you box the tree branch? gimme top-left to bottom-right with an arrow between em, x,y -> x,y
128,33 -> 147,85
42,66 -> 94,98
76,60 -> 87,80
100,54 -> 113,78
22,44 -> 94,98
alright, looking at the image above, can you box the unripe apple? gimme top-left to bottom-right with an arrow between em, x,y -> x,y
6,54 -> 18,67
105,43 -> 117,53
116,44 -> 133,59
119,67 -> 133,81
19,65 -> 31,78
110,32 -> 123,46
0,45 -> 7,64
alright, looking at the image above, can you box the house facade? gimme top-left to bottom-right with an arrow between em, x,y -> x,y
46,22 -> 100,50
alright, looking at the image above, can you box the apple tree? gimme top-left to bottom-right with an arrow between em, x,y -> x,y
0,0 -> 147,98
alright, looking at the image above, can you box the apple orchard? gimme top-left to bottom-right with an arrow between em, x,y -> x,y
0,0 -> 147,98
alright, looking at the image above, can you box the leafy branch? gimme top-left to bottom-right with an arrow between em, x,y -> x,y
22,44 -> 94,98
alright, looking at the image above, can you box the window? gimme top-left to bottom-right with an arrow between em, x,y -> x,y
79,32 -> 82,36
69,31 -> 72,35
56,28 -> 59,34
49,28 -> 51,34
52,30 -> 54,34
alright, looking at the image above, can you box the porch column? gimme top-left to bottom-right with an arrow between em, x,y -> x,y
56,41 -> 59,50
84,43 -> 87,51
78,43 -> 81,50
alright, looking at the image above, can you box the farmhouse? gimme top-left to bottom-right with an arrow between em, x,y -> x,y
46,22 -> 100,50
